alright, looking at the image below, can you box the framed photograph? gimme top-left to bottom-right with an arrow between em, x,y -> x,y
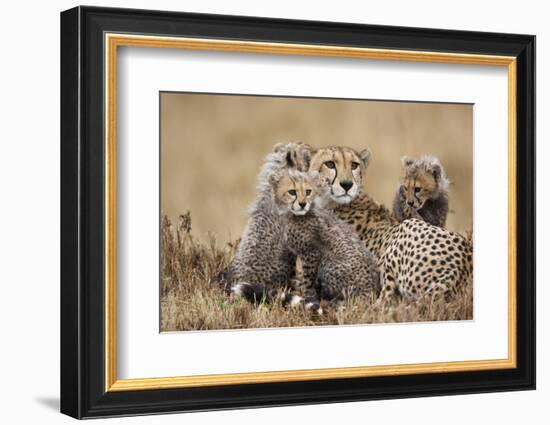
60,6 -> 535,419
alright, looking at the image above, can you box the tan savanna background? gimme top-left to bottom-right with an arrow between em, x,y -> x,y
161,92 -> 473,243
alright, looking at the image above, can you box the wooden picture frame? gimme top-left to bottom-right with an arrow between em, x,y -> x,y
60,5 -> 535,419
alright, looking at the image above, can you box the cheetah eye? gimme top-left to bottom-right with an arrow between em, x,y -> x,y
305,189 -> 312,196
414,187 -> 421,193
288,189 -> 297,196
324,161 -> 336,169
351,162 -> 360,170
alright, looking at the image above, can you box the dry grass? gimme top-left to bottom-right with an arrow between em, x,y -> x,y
160,213 -> 473,332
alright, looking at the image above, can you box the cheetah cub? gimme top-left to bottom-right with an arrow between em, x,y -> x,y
273,169 -> 381,303
393,155 -> 450,229
224,142 -> 311,303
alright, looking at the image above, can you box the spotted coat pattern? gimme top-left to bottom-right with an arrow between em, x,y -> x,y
284,206 -> 380,303
311,147 -> 473,302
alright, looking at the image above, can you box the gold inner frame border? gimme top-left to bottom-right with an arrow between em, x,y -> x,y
104,33 -> 517,392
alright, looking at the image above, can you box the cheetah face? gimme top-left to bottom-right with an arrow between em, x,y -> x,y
400,179 -> 434,209
309,146 -> 371,205
272,170 -> 319,216
400,156 -> 443,210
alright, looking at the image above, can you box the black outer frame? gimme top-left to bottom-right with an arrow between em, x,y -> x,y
60,5 -> 535,419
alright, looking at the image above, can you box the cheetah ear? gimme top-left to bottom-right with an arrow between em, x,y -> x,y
431,163 -> 442,181
285,150 -> 295,168
359,149 -> 372,168
286,142 -> 312,171
401,156 -> 414,168
301,148 -> 311,171
283,146 -> 302,169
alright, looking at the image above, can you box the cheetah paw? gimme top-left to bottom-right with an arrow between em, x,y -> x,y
305,301 -> 323,316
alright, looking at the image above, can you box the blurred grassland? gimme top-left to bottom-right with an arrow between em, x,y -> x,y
161,92 -> 473,243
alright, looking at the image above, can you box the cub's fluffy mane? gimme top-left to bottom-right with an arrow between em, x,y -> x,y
402,154 -> 450,193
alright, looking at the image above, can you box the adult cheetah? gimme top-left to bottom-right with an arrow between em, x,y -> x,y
309,146 -> 472,301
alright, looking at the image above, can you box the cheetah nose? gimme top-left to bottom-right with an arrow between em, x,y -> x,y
340,180 -> 353,192
299,202 -> 306,209
408,200 -> 415,207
